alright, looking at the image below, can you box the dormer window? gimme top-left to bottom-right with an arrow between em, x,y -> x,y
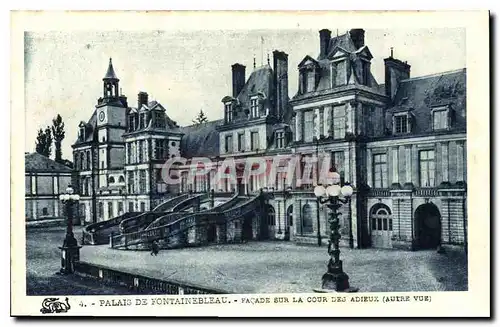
393,112 -> 411,134
305,69 -> 316,93
250,98 -> 259,118
432,107 -> 450,131
154,112 -> 166,129
128,115 -> 136,131
79,126 -> 85,141
225,103 -> 233,123
139,113 -> 146,129
276,131 -> 285,148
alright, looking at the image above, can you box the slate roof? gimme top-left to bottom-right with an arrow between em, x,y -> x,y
179,120 -> 222,158
387,68 -> 467,134
125,100 -> 181,135
25,152 -> 72,173
73,111 -> 97,146
294,31 -> 380,98
103,58 -> 119,80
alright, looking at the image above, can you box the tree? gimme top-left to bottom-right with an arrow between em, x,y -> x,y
51,114 -> 65,163
35,127 -> 52,157
192,109 -> 209,125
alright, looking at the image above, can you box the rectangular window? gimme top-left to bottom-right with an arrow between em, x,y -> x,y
433,109 -> 448,130
225,135 -> 233,153
108,202 -> 113,219
127,172 -> 135,194
276,131 -> 285,148
419,150 -> 436,187
128,115 -> 135,131
237,133 -> 245,152
250,98 -> 259,118
140,202 -> 146,212
306,70 -> 315,92
128,202 -> 134,212
331,63 -> 337,87
331,151 -> 345,181
139,170 -> 147,193
332,106 -> 346,139
303,110 -> 314,142
118,202 -> 124,215
225,104 -> 232,122
138,141 -> 143,163
250,132 -> 259,151
394,114 -> 409,134
373,153 -> 388,188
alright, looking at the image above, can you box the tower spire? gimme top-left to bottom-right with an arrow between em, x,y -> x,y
103,57 -> 119,81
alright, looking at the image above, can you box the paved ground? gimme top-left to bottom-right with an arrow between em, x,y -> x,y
81,239 -> 468,294
26,227 -> 140,295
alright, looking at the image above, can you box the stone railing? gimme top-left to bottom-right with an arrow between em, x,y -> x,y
414,188 -> 438,197
74,261 -> 228,294
119,211 -> 168,234
144,212 -> 189,230
151,194 -> 191,212
111,194 -> 262,250
367,188 -> 391,197
82,212 -> 141,245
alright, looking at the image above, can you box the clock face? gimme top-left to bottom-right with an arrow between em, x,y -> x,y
98,111 -> 105,122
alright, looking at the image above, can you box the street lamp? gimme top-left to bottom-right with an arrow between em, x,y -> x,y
58,185 -> 82,274
283,184 -> 293,240
313,135 -> 323,247
314,174 -> 358,292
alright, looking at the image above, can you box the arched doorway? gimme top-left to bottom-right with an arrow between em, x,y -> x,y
415,203 -> 441,249
370,203 -> 393,248
302,203 -> 313,234
285,205 -> 293,241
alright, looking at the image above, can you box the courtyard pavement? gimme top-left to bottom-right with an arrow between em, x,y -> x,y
80,238 -> 468,294
26,227 -> 140,295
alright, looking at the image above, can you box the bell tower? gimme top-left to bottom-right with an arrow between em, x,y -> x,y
103,58 -> 120,100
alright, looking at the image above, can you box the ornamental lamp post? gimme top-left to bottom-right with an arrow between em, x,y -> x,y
313,173 -> 358,293
58,185 -> 82,274
283,184 -> 293,240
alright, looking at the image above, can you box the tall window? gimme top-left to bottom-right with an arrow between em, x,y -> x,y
276,131 -> 285,148
138,141 -> 143,163
128,115 -> 136,131
225,135 -> 233,153
128,202 -> 134,213
303,110 -> 314,142
139,170 -> 147,193
394,114 -> 410,134
155,112 -> 166,128
432,109 -> 448,130
306,70 -> 315,92
107,202 -> 113,219
419,150 -> 435,187
98,202 -> 104,219
155,139 -> 167,159
267,206 -> 275,226
373,153 -> 388,188
250,132 -> 259,151
331,63 -> 337,87
127,172 -> 135,194
118,202 -> 124,215
332,106 -> 346,139
237,133 -> 245,152
250,98 -> 259,118
331,151 -> 345,181
225,103 -> 233,122
139,113 -> 146,129
86,151 -> 91,169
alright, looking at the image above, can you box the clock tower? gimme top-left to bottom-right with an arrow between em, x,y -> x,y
95,58 -> 128,188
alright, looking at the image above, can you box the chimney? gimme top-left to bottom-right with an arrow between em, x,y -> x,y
384,52 -> 411,101
349,29 -> 365,49
138,91 -> 149,108
273,50 -> 289,120
231,64 -> 246,98
319,29 -> 332,59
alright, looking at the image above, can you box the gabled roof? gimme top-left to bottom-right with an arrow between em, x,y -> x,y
103,58 -> 118,80
298,55 -> 319,68
234,65 -> 275,116
388,68 -> 466,134
25,152 -> 72,173
324,32 -> 357,58
179,120 -> 222,158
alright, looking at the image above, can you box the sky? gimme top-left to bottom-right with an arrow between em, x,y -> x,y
24,28 -> 465,160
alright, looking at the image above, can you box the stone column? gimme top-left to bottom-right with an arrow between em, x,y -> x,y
405,146 -> 412,184
392,147 -> 398,185
456,141 -> 465,182
295,111 -> 303,142
411,145 -> 419,186
366,148 -> 372,187
441,142 -> 449,183
344,148 -> 351,184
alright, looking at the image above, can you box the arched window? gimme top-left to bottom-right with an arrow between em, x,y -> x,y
287,205 -> 293,226
370,203 -> 393,231
302,203 -> 313,233
108,176 -> 115,184
118,175 -> 125,183
267,205 -> 275,226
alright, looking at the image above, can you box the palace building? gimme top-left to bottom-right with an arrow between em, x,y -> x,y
72,28 -> 467,250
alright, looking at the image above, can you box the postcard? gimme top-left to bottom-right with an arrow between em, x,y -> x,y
11,10 -> 490,317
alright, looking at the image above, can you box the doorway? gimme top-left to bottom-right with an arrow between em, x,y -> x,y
207,224 -> 217,243
285,205 -> 293,241
415,203 -> 441,249
370,204 -> 393,249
